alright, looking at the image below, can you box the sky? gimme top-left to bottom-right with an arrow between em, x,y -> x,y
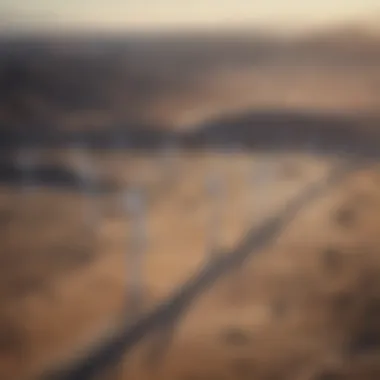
1,0 -> 379,34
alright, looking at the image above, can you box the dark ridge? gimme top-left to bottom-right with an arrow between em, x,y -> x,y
1,111 -> 379,160
0,124 -> 171,150
0,161 -> 111,192
179,110 -> 380,158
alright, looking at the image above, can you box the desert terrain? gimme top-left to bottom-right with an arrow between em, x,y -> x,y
0,27 -> 380,380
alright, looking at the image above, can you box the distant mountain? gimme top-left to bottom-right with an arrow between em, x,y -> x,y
0,26 -> 379,138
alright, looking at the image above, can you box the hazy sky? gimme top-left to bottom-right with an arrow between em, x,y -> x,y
1,0 -> 379,33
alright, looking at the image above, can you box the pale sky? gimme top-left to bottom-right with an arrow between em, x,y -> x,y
1,0 -> 379,33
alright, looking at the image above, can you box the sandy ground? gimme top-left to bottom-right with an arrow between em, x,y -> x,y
1,149 -> 380,380
124,160 -> 380,380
